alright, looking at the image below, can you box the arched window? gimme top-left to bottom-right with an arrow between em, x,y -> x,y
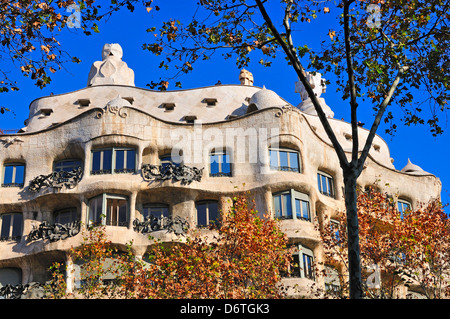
317,171 -> 335,198
210,149 -> 231,177
88,194 -> 128,227
397,199 -> 411,219
0,213 -> 23,241
269,147 -> 300,172
196,200 -> 219,227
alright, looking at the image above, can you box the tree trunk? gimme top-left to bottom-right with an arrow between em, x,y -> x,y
343,170 -> 363,299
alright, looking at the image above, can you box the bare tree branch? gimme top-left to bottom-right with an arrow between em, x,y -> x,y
255,0 -> 349,168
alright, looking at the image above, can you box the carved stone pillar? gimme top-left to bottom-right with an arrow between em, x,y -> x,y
128,192 -> 137,229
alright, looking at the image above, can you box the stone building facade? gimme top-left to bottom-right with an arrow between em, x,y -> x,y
0,44 -> 441,298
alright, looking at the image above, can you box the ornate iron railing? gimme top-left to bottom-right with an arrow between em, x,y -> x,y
28,167 -> 83,193
209,172 -> 232,177
133,215 -> 189,236
141,163 -> 203,185
28,220 -> 81,242
0,282 -> 45,299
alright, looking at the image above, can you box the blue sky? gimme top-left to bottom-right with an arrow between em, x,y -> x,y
0,1 -> 449,210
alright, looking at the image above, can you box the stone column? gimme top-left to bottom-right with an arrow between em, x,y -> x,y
80,195 -> 88,230
128,191 -> 137,229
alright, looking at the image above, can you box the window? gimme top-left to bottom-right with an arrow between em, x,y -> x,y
302,248 -> 315,280
54,208 -> 78,225
196,200 -> 219,227
210,150 -> 231,177
88,194 -> 128,227
91,147 -> 136,175
143,203 -> 170,226
2,163 -> 25,187
317,171 -> 335,198
330,219 -> 341,244
324,265 -> 341,295
160,153 -> 182,169
397,199 -> 411,218
54,159 -> 82,172
269,147 -> 300,172
285,244 -> 315,280
0,213 -> 23,241
272,190 -> 310,221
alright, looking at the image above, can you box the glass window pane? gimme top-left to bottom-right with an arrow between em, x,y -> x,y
118,200 -> 127,225
11,214 -> 22,237
14,165 -> 24,184
115,150 -> 125,170
321,175 -> 328,194
106,198 -> 127,226
103,149 -> 112,171
269,150 -> 278,168
327,177 -> 333,196
89,196 -> 103,225
221,154 -> 231,174
295,199 -> 301,219
92,151 -> 101,172
289,152 -> 299,171
279,151 -> 288,168
302,201 -> 309,220
283,193 -> 292,218
1,214 -> 12,238
3,166 -> 14,184
126,149 -> 136,170
196,204 -> 207,226
210,154 -> 220,175
208,202 -> 218,224
317,173 -> 322,192
273,195 -> 282,218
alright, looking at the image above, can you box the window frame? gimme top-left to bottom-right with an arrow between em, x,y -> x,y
90,147 -> 136,175
269,147 -> 301,173
87,193 -> 129,227
317,171 -> 335,198
2,163 -> 25,188
143,203 -> 170,223
0,213 -> 23,241
272,189 -> 311,221
397,199 -> 411,219
195,200 -> 219,227
209,149 -> 231,177
285,244 -> 315,280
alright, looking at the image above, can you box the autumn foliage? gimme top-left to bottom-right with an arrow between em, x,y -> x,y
319,187 -> 450,298
50,195 -> 291,299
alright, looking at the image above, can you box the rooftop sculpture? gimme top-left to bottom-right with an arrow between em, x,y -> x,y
295,71 -> 334,118
87,43 -> 135,86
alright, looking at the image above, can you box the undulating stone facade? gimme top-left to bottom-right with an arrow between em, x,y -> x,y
0,44 -> 441,298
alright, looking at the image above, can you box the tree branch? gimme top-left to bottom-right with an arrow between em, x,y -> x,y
255,0 -> 349,168
357,65 -> 410,172
343,0 -> 359,163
